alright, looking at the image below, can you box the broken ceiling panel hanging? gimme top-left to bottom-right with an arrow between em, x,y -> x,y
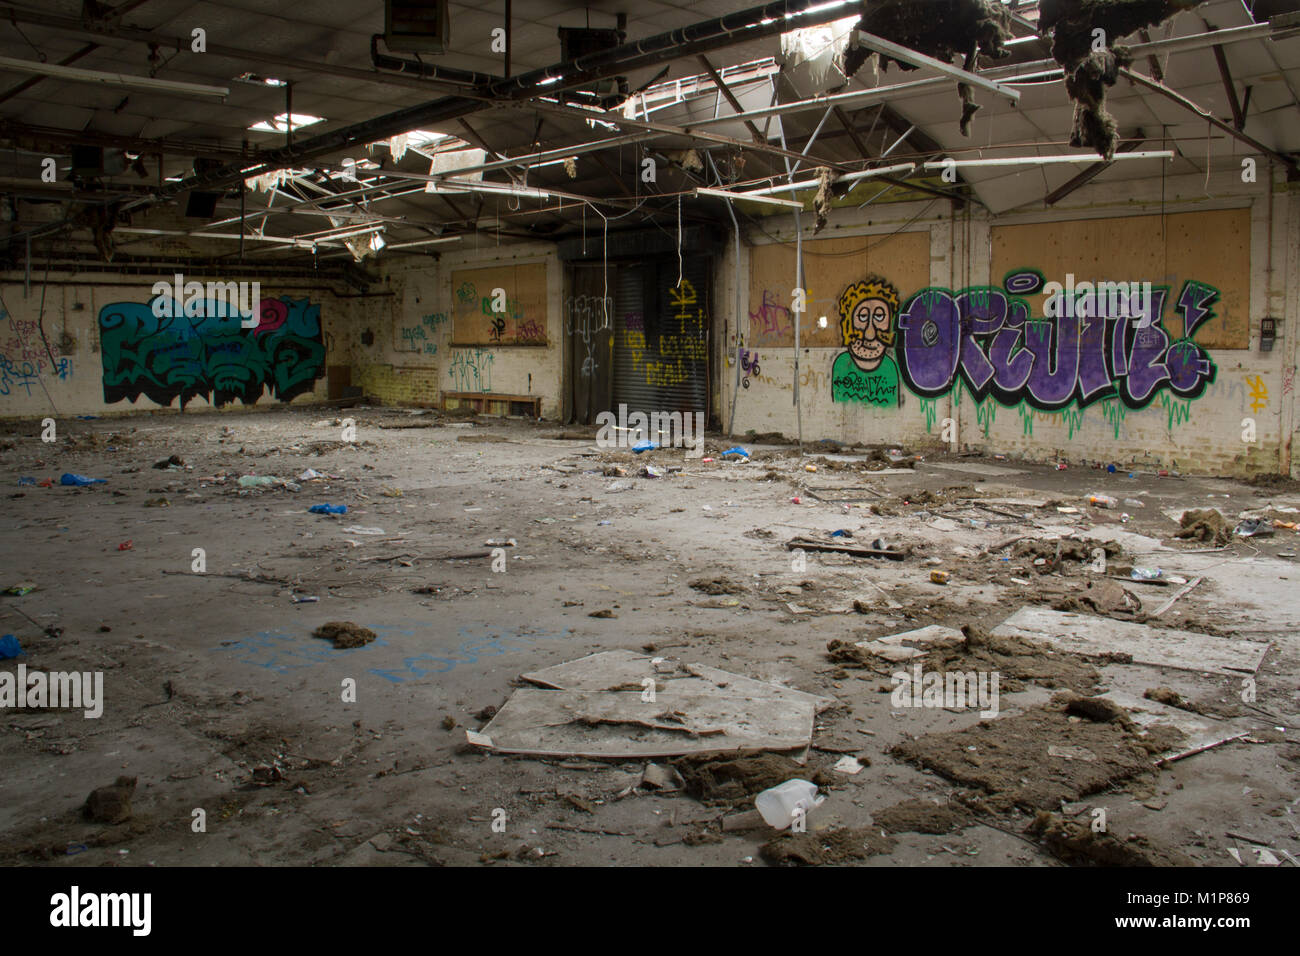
1039,0 -> 1206,159
844,0 -> 1015,136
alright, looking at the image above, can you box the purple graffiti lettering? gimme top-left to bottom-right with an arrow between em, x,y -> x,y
898,289 -> 960,394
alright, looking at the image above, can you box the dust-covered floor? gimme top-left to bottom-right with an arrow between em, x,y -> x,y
1,405 -> 1297,867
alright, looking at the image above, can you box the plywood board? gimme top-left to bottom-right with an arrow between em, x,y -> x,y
747,230 -> 931,348
1100,691 -> 1251,758
450,262 -> 548,346
475,687 -> 816,759
990,208 -> 1250,349
853,625 -> 964,662
991,606 -> 1269,676
521,650 -> 833,712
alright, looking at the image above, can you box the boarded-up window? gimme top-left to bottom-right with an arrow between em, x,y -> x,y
990,209 -> 1250,350
450,262 -> 548,346
746,231 -> 931,349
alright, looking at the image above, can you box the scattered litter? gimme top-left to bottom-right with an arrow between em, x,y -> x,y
293,595 -> 320,604
117,540 -> 133,551
309,504 -> 347,515
238,475 -> 277,488
312,621 -> 376,649
929,570 -> 950,585
60,473 -> 106,486
298,469 -> 326,481
1234,518 -> 1274,538
786,536 -> 903,560
720,446 -> 750,460
632,440 -> 659,454
340,526 -> 385,535
832,755 -> 865,775
641,464 -> 664,479
17,477 -> 35,486
639,763 -> 685,792
4,583 -> 37,596
0,634 -> 23,659
755,779 -> 824,830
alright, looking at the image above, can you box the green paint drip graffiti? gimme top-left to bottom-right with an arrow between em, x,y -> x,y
1100,398 -> 1127,439
919,397 -> 938,431
976,397 -> 997,437
1018,404 -> 1086,439
1160,393 -> 1193,430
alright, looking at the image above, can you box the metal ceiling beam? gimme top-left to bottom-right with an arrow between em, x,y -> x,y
0,3 -> 460,95
1044,136 -> 1146,205
1212,45 -> 1246,130
695,54 -> 766,144
1119,68 -> 1298,176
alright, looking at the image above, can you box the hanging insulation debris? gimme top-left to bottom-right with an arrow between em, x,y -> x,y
845,0 -> 1015,136
812,166 -> 834,234
1038,0 -> 1206,159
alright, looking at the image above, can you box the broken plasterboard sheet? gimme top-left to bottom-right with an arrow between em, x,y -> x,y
991,607 -> 1270,677
924,461 -> 1026,477
520,649 -> 834,712
474,687 -> 817,759
853,625 -> 964,662
1099,691 -> 1251,760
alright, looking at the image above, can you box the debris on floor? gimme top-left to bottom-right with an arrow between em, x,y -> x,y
311,621 -> 376,649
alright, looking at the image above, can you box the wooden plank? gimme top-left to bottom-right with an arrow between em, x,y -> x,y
991,606 -> 1269,677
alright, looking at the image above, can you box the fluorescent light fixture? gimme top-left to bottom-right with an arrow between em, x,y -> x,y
921,151 -> 1174,170
537,76 -> 562,86
249,113 -> 325,133
0,55 -> 229,97
695,186 -> 803,209
744,162 -> 917,197
384,235 -> 463,250
369,232 -> 386,251
235,72 -> 287,87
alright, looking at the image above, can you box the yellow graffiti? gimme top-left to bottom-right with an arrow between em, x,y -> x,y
1246,374 -> 1269,413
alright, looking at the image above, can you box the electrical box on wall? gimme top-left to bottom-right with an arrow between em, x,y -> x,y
1260,317 -> 1278,352
385,0 -> 450,53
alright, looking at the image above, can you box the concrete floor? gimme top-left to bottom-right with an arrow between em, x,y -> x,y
1,405 -> 1297,867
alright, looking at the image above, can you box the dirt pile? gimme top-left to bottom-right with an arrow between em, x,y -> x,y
1029,810 -> 1196,866
761,826 -> 896,866
890,695 -> 1182,812
312,621 -> 377,649
873,799 -> 974,835
671,753 -> 831,807
1174,508 -> 1231,545
83,776 -> 137,824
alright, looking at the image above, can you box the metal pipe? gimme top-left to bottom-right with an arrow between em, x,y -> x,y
855,31 -> 1020,104
0,54 -> 229,97
742,162 -> 917,197
695,186 -> 803,208
921,151 -> 1173,169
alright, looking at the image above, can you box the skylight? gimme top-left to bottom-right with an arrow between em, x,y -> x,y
248,113 -> 325,133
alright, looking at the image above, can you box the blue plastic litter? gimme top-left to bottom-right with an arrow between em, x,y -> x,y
721,446 -> 750,459
309,504 -> 347,515
1107,464 -> 1117,473
0,634 -> 23,659
631,440 -> 659,454
829,529 -> 852,538
17,477 -> 35,486
60,473 -> 107,486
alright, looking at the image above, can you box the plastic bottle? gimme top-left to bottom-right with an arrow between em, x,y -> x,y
1088,494 -> 1118,508
1131,567 -> 1163,580
755,779 -> 824,829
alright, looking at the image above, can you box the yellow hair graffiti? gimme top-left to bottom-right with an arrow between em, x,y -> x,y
838,277 -> 900,347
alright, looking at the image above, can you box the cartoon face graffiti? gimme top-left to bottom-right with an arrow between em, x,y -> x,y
832,278 -> 901,407
842,282 -> 898,371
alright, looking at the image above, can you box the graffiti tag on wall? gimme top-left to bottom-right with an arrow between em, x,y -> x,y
0,297 -> 74,400
99,295 -> 325,408
896,271 -> 1217,411
448,347 -> 494,392
827,270 -> 1218,418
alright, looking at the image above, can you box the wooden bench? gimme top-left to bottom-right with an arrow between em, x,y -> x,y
442,391 -> 541,418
